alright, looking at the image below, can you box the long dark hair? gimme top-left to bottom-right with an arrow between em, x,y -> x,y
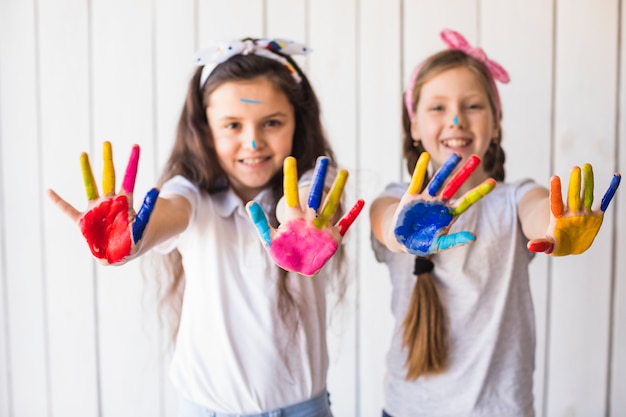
152,41 -> 344,341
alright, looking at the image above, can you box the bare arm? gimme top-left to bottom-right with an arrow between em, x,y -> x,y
369,196 -> 403,252
517,186 -> 550,240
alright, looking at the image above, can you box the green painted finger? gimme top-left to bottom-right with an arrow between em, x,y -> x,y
314,169 -> 348,229
582,163 -> 594,210
451,178 -> 496,216
80,152 -> 99,201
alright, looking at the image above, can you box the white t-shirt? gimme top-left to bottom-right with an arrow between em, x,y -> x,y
372,179 -> 541,417
158,175 -> 329,414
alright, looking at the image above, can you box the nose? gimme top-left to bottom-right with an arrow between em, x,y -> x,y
449,113 -> 465,129
244,127 -> 263,150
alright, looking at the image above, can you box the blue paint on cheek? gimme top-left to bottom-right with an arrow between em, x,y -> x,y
394,201 -> 453,254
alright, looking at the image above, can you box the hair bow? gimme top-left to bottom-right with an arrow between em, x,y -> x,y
440,29 -> 509,83
195,38 -> 312,87
405,29 -> 510,122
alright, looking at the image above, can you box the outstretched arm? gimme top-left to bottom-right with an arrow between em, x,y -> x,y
247,156 -> 364,276
47,142 -> 192,264
525,163 -> 621,256
371,152 -> 495,256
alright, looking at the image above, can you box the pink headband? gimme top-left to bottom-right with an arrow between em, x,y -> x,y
404,29 -> 510,123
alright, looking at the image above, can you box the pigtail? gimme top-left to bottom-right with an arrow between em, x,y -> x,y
401,257 -> 447,380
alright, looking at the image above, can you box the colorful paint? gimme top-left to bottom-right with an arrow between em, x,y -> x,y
307,157 -> 329,212
451,178 -> 496,216
441,154 -> 480,201
567,166 -> 581,211
408,152 -> 430,194
549,176 -> 564,217
122,145 -> 140,194
283,156 -> 299,208
314,169 -> 348,229
269,218 -> 338,276
600,173 -> 621,212
240,98 -> 263,104
132,188 -> 159,243
452,115 -> 459,126
81,153 -> 98,201
394,200 -> 454,256
79,195 -> 132,263
251,140 -> 257,150
102,141 -> 115,195
428,153 -> 461,196
582,163 -> 594,209
338,199 -> 365,236
248,202 -> 272,247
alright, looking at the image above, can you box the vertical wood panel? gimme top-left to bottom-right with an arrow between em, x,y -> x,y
549,1 -> 618,415
38,0 -> 100,415
357,0 -> 401,415
197,0 -> 264,42
0,1 -> 50,416
480,2 -> 554,414
308,1 -> 358,415
611,2 -> 626,414
153,1 -> 197,414
90,0 -> 162,415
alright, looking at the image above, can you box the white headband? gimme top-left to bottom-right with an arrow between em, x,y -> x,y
194,38 -> 312,88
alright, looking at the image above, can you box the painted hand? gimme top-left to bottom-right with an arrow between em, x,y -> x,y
246,156 -> 364,276
528,164 -> 620,256
47,142 -> 158,264
392,152 -> 496,256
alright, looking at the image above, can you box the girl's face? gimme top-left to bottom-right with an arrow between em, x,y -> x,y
412,66 -> 499,184
206,77 -> 295,202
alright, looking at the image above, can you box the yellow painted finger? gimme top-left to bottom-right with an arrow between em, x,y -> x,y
80,152 -> 99,201
582,163 -> 594,210
451,178 -> 496,216
567,166 -> 581,211
408,152 -> 430,194
284,156 -> 299,208
314,169 -> 348,229
102,141 -> 115,195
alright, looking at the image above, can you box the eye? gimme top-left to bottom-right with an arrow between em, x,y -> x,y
265,119 -> 283,128
225,122 -> 241,130
429,105 -> 444,112
467,103 -> 483,110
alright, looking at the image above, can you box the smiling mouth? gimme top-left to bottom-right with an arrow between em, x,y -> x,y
441,138 -> 472,148
239,156 -> 271,165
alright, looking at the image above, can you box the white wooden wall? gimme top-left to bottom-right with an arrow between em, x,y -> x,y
0,0 -> 624,416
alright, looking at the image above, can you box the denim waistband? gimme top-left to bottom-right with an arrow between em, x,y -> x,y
179,390 -> 331,417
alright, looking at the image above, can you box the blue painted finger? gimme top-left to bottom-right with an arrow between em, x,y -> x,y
308,157 -> 329,212
435,231 -> 475,251
131,188 -> 159,243
248,202 -> 272,247
600,173 -> 621,212
428,153 -> 461,196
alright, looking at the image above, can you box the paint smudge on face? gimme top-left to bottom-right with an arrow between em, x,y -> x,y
269,218 -> 338,276
452,115 -> 459,126
79,196 -> 132,263
394,200 -> 452,256
251,140 -> 257,150
240,98 -> 263,104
